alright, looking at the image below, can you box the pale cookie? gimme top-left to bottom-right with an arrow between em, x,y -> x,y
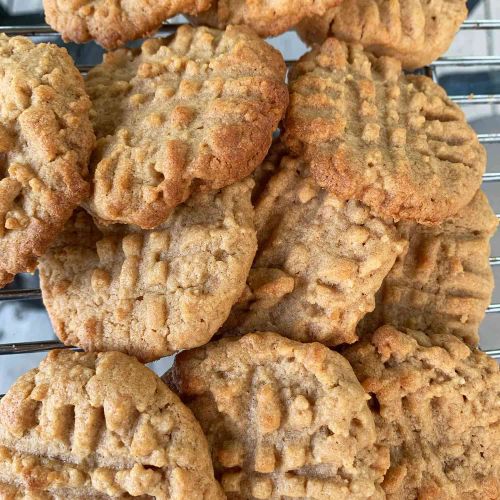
191,0 -> 343,38
222,153 -> 406,346
359,190 -> 498,346
283,38 -> 486,225
297,0 -> 467,70
0,349 -> 223,499
85,25 -> 288,229
167,332 -> 389,500
39,179 -> 257,362
0,34 -> 94,287
43,0 -> 212,50
343,325 -> 500,499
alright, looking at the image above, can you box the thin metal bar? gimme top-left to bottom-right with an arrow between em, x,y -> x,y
491,257 -> 500,267
432,56 -> 500,67
0,24 -> 181,37
450,94 -> 500,104
0,25 -> 56,35
0,289 -> 41,301
78,64 -> 92,73
483,173 -> 500,182
478,133 -> 500,144
487,304 -> 500,314
0,340 -> 67,355
485,349 -> 500,359
460,20 -> 500,30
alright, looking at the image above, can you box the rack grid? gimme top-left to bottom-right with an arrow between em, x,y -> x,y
0,15 -> 499,398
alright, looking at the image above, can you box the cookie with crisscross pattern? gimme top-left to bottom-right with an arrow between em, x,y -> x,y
359,190 -> 498,346
222,152 -> 406,346
0,34 -> 93,287
43,0 -> 212,49
168,332 -> 388,499
39,178 -> 257,362
85,24 -> 288,229
343,325 -> 500,499
283,38 -> 485,225
0,349 -> 223,499
297,0 -> 467,70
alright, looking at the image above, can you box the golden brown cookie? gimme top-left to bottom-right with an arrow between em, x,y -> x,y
85,25 -> 288,229
190,0 -> 343,38
283,38 -> 486,225
297,0 -> 467,70
43,0 -> 212,49
222,152 -> 406,346
0,34 -> 94,287
168,332 -> 389,499
39,179 -> 257,362
359,190 -> 498,346
0,349 -> 223,499
343,325 -> 500,499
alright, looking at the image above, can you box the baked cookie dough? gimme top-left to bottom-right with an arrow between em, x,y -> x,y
360,191 -> 498,346
0,34 -> 94,286
44,0 -> 212,49
343,325 -> 500,499
191,0 -> 343,38
168,332 -> 389,499
283,38 -> 486,225
39,179 -> 257,362
297,0 -> 467,70
222,152 -> 406,346
86,25 -> 288,228
0,349 -> 223,499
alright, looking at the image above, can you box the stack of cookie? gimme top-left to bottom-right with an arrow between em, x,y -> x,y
0,1 -> 498,499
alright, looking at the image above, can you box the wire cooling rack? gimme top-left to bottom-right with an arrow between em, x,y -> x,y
0,16 -> 499,397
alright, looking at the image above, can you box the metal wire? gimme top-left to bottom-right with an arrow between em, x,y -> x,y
0,24 -> 182,36
433,55 -> 500,66
0,18 -> 498,367
0,340 -> 66,355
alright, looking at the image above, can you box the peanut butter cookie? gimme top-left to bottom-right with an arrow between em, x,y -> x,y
85,25 -> 288,229
0,349 -> 223,499
0,34 -> 94,287
168,332 -> 388,499
297,0 -> 467,70
222,152 -> 406,346
39,179 -> 257,362
283,38 -> 486,225
43,0 -> 212,49
191,0 -> 343,38
359,191 -> 498,346
343,325 -> 500,499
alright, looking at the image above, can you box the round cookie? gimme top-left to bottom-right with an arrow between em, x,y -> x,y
39,178 -> 257,362
0,34 -> 94,287
222,152 -> 406,346
359,190 -> 498,346
343,325 -> 500,499
297,0 -> 467,70
168,332 -> 389,500
43,0 -> 212,49
0,349 -> 223,499
85,24 -> 288,229
190,0 -> 343,38
283,38 -> 486,225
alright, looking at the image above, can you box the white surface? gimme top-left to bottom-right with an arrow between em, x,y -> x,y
1,0 -> 43,14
